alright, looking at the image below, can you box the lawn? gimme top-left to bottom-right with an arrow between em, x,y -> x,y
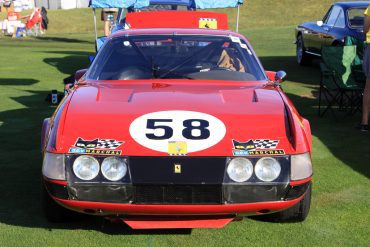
0,1 -> 369,246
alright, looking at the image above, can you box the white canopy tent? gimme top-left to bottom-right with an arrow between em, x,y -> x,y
34,0 -> 90,10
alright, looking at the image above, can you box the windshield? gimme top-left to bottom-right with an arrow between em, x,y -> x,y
87,35 -> 266,81
347,8 -> 366,29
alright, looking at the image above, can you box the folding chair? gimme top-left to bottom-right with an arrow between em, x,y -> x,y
345,36 -> 366,84
319,45 -> 363,117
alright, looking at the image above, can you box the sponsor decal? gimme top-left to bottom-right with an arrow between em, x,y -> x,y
168,141 -> 188,156
232,139 -> 285,156
69,137 -> 124,155
69,148 -> 122,155
129,111 -> 226,155
199,18 -> 217,29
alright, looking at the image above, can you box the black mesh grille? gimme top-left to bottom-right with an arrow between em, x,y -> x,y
134,185 -> 222,204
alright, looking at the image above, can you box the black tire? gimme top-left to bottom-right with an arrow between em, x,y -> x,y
42,183 -> 81,223
264,183 -> 312,222
296,35 -> 311,66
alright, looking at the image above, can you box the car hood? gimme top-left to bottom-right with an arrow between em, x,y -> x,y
56,80 -> 296,156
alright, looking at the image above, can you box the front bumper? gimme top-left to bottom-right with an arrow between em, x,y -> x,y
45,179 -> 311,216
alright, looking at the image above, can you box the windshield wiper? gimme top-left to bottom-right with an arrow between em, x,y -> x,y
129,40 -> 161,79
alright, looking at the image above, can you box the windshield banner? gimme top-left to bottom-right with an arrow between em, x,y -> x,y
192,0 -> 243,9
90,0 -> 150,8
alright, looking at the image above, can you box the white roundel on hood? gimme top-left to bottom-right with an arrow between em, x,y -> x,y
129,110 -> 226,154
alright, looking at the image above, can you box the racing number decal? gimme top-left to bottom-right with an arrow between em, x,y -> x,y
146,119 -> 174,140
182,119 -> 210,140
129,111 -> 226,153
146,119 -> 210,140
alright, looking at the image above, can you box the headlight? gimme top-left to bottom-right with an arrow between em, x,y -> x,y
255,157 -> 281,182
73,155 -> 100,181
101,157 -> 127,181
227,158 -> 253,182
42,152 -> 65,180
291,153 -> 312,180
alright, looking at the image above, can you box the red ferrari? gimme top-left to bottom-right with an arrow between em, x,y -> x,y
41,28 -> 313,229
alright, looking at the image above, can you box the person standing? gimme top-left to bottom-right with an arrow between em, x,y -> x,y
101,8 -> 118,36
360,6 -> 370,131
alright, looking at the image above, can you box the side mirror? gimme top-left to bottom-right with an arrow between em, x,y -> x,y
75,69 -> 88,82
275,70 -> 287,83
317,21 -> 324,27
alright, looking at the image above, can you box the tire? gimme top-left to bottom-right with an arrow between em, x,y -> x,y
296,35 -> 311,66
264,183 -> 312,222
42,183 -> 82,223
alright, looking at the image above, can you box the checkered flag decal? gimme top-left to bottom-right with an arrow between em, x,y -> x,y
97,139 -> 123,149
253,140 -> 279,149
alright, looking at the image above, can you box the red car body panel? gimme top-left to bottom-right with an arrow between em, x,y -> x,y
55,194 -> 304,216
122,216 -> 234,229
126,11 -> 229,30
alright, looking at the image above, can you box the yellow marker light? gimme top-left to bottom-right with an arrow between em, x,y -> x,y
168,141 -> 188,156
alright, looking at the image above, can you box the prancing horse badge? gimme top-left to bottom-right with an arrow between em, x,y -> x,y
174,164 -> 181,174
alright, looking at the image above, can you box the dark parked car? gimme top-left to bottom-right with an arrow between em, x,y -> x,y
295,1 -> 370,65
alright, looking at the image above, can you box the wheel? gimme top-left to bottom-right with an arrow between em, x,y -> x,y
264,183 -> 312,222
42,183 -> 82,223
296,35 -> 311,66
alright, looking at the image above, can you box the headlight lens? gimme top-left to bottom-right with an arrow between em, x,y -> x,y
255,157 -> 281,182
73,155 -> 100,180
101,157 -> 127,181
227,158 -> 253,182
291,153 -> 312,180
42,152 -> 65,180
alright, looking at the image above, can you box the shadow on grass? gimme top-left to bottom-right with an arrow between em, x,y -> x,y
35,36 -> 94,44
260,55 -> 321,85
43,51 -> 92,75
0,78 -> 39,86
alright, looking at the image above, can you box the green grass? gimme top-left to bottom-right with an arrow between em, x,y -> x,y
0,1 -> 370,246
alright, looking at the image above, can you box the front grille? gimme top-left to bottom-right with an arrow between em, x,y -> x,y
134,185 -> 222,204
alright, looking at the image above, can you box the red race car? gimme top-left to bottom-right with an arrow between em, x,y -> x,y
41,28 -> 313,229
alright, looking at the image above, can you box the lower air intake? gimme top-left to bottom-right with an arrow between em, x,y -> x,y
134,185 -> 222,204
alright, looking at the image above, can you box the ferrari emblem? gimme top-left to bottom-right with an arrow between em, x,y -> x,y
174,164 -> 182,174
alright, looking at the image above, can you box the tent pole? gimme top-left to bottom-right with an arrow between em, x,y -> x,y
236,5 -> 240,32
93,8 -> 98,41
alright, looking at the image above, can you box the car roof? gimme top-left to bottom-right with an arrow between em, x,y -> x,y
110,28 -> 245,39
334,1 -> 370,9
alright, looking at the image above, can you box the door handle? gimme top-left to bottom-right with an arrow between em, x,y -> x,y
323,27 -> 329,31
